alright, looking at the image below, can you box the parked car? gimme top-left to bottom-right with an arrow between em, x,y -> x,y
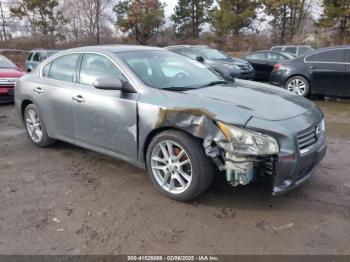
244,50 -> 295,80
165,45 -> 255,81
0,54 -> 25,103
25,49 -> 58,72
271,45 -> 315,56
270,46 -> 350,97
15,45 -> 326,201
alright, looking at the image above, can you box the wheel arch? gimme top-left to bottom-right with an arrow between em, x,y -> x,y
21,99 -> 33,120
142,126 -> 205,163
284,74 -> 310,86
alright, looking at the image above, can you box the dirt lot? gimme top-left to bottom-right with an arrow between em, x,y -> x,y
0,99 -> 350,255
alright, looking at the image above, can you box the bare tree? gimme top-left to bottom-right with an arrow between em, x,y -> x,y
63,0 -> 113,44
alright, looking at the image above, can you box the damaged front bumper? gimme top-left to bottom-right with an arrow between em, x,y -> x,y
204,115 -> 327,195
272,133 -> 327,195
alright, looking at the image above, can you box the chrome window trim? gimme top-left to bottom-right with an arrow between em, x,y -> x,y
39,51 -> 140,92
304,47 -> 350,64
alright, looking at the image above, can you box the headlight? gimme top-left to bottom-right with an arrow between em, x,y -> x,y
320,118 -> 326,132
216,122 -> 279,155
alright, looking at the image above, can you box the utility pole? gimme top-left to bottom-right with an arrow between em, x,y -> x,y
0,1 -> 7,41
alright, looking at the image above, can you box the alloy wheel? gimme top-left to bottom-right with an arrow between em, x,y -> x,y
150,140 -> 192,194
25,109 -> 43,143
287,78 -> 307,96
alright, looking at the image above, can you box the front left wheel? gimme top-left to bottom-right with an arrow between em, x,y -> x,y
24,104 -> 55,147
146,130 -> 214,202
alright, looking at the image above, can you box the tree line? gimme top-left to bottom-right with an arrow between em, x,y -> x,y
2,0 -> 350,49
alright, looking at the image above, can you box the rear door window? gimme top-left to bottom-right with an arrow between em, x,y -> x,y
306,49 -> 345,63
47,54 -> 79,82
42,63 -> 52,77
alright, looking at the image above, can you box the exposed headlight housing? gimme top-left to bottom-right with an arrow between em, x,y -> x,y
216,122 -> 279,156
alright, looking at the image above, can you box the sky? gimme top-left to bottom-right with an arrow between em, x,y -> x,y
163,0 -> 178,17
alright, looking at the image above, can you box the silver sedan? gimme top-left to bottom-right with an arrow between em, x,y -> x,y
15,45 -> 326,201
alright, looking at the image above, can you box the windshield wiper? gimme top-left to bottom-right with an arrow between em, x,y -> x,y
161,86 -> 193,91
199,80 -> 230,88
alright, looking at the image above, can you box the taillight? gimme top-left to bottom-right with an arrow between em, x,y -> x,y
273,64 -> 282,71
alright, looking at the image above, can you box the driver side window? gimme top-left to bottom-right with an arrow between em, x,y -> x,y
79,53 -> 124,86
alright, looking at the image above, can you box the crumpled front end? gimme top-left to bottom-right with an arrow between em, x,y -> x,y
138,98 -> 326,195
202,111 -> 327,194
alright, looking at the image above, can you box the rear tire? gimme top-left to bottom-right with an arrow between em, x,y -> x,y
285,76 -> 310,97
146,130 -> 214,202
24,104 -> 55,147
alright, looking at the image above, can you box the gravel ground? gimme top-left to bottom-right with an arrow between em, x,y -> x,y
0,99 -> 349,255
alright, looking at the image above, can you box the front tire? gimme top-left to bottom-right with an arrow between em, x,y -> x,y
285,76 -> 310,97
24,104 -> 55,147
146,130 -> 214,201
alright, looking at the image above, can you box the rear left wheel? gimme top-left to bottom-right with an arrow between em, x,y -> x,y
285,76 -> 310,97
24,104 -> 55,147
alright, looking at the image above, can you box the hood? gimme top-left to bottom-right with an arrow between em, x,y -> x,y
159,80 -> 317,125
0,68 -> 25,78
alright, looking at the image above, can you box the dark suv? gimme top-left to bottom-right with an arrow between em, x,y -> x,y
270,46 -> 350,97
165,45 -> 255,81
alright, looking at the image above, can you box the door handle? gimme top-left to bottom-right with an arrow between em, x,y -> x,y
33,87 -> 44,94
308,65 -> 315,69
72,95 -> 85,103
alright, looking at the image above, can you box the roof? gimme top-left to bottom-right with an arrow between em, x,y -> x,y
165,45 -> 208,49
67,45 -> 163,53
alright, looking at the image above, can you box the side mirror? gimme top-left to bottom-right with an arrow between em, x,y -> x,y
93,78 -> 123,90
196,56 -> 204,62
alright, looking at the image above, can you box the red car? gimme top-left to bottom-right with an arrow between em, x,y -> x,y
0,54 -> 25,103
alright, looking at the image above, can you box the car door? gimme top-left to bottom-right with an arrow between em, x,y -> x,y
246,52 -> 268,79
305,49 -> 347,96
34,53 -> 79,140
71,52 -> 138,159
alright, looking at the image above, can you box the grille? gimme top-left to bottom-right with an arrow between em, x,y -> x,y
297,126 -> 318,151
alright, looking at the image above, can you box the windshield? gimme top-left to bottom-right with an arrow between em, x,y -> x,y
0,55 -> 16,68
116,50 -> 223,90
197,48 -> 228,60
